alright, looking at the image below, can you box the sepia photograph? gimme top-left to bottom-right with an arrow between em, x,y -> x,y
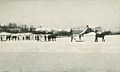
0,0 -> 120,72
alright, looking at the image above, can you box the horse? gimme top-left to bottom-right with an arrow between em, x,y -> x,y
78,27 -> 110,42
48,34 -> 57,41
94,31 -> 110,42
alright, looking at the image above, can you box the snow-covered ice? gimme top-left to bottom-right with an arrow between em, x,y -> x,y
0,35 -> 120,72
0,35 -> 119,53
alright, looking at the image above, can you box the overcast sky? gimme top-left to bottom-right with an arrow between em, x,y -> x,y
0,0 -> 120,31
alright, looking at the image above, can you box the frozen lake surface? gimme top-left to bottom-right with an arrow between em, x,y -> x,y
0,35 -> 120,72
0,35 -> 120,53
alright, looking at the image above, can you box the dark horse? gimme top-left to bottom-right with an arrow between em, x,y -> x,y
48,34 -> 57,41
94,31 -> 111,42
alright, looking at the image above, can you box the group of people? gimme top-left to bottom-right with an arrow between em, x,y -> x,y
35,34 -> 57,41
0,34 -> 57,42
0,25 -> 108,42
35,35 -> 47,41
0,35 -> 32,41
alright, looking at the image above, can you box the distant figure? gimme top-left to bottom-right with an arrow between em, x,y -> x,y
0,36 -> 3,41
28,36 -> 30,40
86,25 -> 89,28
81,25 -> 90,34
79,34 -> 81,40
26,36 -> 30,40
12,36 -> 17,41
18,36 -> 20,40
6,35 -> 11,41
77,25 -> 88,41
70,29 -> 73,42
71,34 -> 74,42
44,35 -> 47,41
37,35 -> 39,41
23,36 -> 25,40
8,36 -> 11,41
15,36 -> 17,41
35,35 -> 37,40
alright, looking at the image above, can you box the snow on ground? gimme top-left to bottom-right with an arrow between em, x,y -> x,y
0,35 -> 120,53
0,35 -> 120,72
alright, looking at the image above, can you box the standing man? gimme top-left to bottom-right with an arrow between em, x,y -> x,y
44,35 -> 47,41
23,36 -> 25,40
78,25 -> 90,41
71,34 -> 74,42
18,36 -> 20,40
70,29 -> 74,42
37,35 -> 39,41
0,36 -> 3,41
79,34 -> 81,41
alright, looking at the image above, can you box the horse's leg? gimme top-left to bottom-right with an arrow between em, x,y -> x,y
102,37 -> 105,42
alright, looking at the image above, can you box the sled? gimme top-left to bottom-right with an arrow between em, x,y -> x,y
73,37 -> 83,42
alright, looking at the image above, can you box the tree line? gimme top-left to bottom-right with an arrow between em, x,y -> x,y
0,22 -> 72,36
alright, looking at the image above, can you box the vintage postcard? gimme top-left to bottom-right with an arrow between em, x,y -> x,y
0,0 -> 120,72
